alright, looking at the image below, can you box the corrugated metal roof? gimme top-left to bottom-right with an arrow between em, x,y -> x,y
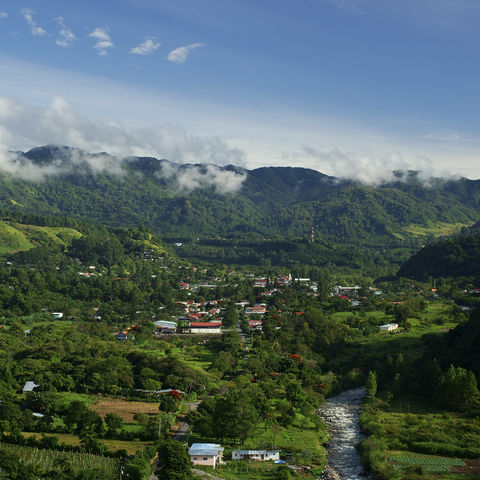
189,443 -> 224,456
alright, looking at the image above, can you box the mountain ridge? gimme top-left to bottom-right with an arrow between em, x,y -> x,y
0,145 -> 478,249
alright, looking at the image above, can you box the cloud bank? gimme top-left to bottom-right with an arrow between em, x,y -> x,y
0,96 -> 247,189
167,43 -> 205,63
298,145 -> 445,185
156,161 -> 246,194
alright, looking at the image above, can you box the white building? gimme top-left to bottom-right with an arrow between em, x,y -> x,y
23,381 -> 39,393
189,322 -> 222,334
189,443 -> 224,468
379,323 -> 398,332
232,450 -> 280,461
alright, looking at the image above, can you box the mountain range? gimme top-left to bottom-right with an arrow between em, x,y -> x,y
2,145 -> 480,252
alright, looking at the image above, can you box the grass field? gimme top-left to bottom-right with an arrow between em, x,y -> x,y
0,220 -> 33,254
18,224 -> 83,246
90,397 -> 160,422
403,222 -> 473,238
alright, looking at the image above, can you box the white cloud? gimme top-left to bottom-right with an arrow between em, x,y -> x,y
0,96 -> 246,171
20,8 -> 46,36
297,145 -> 444,185
0,12 -> 8,19
55,17 -> 76,48
88,28 -> 114,55
156,162 -> 246,193
167,42 -> 205,63
130,39 -> 161,55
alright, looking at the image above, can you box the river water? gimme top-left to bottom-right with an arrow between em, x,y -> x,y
319,387 -> 370,480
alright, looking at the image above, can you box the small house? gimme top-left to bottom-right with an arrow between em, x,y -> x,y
245,306 -> 267,316
52,312 -> 64,319
189,443 -> 224,468
154,320 -> 177,335
115,331 -> 129,340
189,322 -> 222,334
379,323 -> 398,332
232,450 -> 280,461
23,381 -> 39,393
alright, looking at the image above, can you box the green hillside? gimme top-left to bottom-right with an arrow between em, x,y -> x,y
1,145 -> 480,273
0,221 -> 34,255
397,233 -> 480,280
0,220 -> 83,256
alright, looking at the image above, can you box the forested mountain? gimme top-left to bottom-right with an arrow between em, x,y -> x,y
397,233 -> 480,280
2,145 -> 480,248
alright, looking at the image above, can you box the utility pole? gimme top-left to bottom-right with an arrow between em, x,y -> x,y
158,415 -> 162,440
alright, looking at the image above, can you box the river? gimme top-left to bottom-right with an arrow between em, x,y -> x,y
320,387 -> 370,480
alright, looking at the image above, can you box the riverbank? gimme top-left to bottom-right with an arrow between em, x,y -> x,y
320,387 -> 370,480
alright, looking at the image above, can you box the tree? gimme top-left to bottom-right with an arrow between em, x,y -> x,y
222,302 -> 239,328
366,371 -> 377,397
105,413 -> 123,437
160,394 -> 178,413
156,439 -> 193,480
285,378 -> 307,407
214,387 -> 259,444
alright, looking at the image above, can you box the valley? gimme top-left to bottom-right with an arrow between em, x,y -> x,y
0,154 -> 478,480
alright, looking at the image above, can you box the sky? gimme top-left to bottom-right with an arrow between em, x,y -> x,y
1,0 -> 480,181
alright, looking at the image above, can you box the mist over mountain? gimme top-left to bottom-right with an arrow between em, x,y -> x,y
1,145 -> 479,247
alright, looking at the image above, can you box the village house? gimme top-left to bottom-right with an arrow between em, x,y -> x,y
332,285 -> 361,295
379,323 -> 398,332
235,300 -> 250,307
23,381 -> 39,393
232,450 -> 281,462
189,321 -> 222,334
154,320 -> 177,335
245,305 -> 267,316
248,319 -> 263,330
115,331 -> 129,340
189,443 -> 224,468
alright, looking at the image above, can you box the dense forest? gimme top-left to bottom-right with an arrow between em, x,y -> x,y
397,232 -> 480,281
1,146 -> 479,247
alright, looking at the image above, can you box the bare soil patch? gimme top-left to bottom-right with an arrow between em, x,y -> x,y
90,397 -> 159,422
451,459 -> 480,474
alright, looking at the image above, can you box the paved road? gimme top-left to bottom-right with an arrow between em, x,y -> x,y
236,321 -> 249,365
147,400 -> 202,480
173,399 -> 201,441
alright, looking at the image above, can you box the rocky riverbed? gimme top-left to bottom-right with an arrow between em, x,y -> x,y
319,387 -> 370,480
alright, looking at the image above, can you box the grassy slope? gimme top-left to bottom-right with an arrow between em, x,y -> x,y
0,220 -> 83,255
0,220 -> 34,255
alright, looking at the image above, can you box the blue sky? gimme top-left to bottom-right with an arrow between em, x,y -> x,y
1,0 -> 480,180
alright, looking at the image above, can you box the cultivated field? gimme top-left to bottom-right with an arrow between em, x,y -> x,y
0,443 -> 119,479
90,397 -> 160,422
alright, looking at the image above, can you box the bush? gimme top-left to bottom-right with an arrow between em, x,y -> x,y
357,437 -> 387,471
